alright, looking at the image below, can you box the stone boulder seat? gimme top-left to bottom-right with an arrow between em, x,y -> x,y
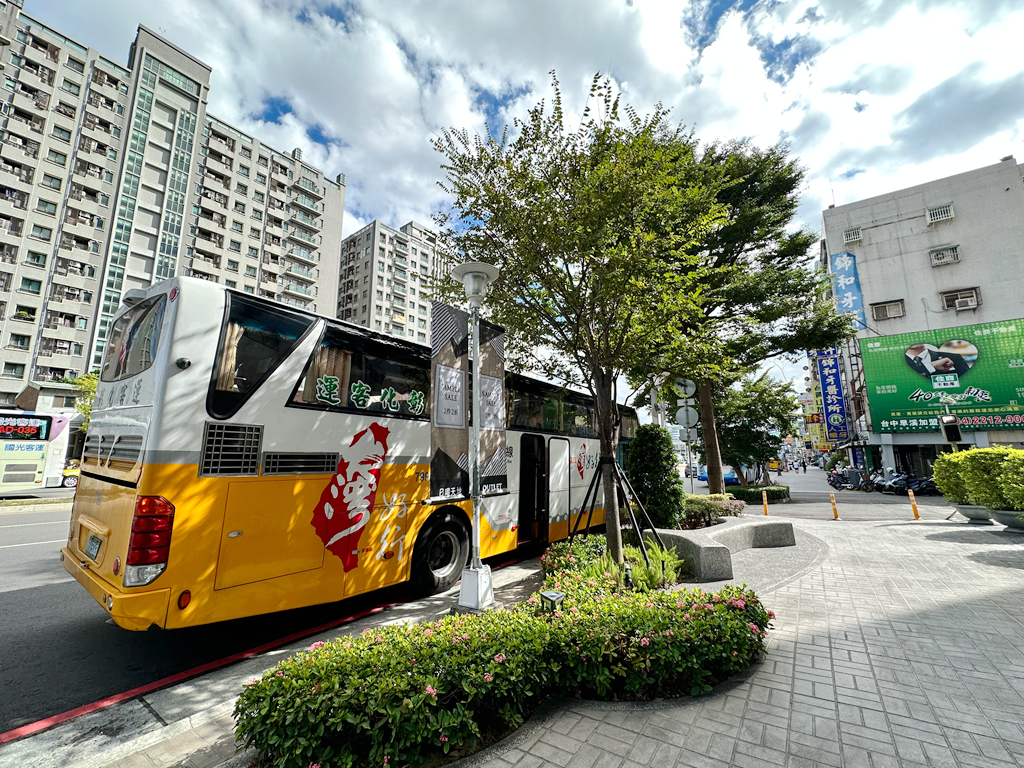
648,517 -> 796,581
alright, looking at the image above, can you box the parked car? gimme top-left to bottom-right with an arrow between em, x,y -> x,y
62,461 -> 80,488
696,465 -> 740,485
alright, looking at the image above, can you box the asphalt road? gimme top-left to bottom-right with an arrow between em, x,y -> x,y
0,503 -> 530,734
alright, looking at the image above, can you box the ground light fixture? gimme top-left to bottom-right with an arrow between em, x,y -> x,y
452,260 -> 500,611
539,590 -> 565,612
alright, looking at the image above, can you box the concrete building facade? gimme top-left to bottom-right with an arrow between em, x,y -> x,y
820,156 -> 1024,475
0,3 -> 345,404
337,220 -> 447,345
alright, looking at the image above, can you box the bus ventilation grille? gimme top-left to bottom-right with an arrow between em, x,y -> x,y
262,452 -> 339,476
83,434 -> 143,467
200,423 -> 263,476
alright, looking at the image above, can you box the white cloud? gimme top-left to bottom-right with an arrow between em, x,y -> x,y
27,0 -> 1024,246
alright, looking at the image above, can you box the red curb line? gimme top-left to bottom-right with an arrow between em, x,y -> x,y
0,554 -> 529,745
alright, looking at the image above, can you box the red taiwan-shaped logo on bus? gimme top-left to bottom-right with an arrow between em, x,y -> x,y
576,443 -> 586,479
312,422 -> 390,572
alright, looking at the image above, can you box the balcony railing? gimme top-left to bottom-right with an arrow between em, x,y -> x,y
283,283 -> 312,297
287,247 -> 318,264
286,265 -> 315,281
291,210 -> 319,228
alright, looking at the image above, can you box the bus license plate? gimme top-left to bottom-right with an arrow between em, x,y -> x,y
85,535 -> 102,560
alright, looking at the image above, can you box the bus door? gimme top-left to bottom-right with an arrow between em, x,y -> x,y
517,434 -> 547,544
548,437 -> 570,537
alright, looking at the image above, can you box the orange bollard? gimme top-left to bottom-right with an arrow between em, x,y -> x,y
829,491 -> 840,520
762,489 -> 769,515
909,489 -> 920,520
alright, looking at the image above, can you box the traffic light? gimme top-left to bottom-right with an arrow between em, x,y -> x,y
939,414 -> 962,443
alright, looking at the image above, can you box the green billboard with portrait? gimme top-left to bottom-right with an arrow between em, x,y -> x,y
860,318 -> 1024,432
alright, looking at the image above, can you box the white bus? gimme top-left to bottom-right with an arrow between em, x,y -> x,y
61,278 -> 637,630
0,412 -> 73,493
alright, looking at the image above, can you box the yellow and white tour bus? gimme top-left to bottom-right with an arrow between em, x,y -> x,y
62,278 -> 637,630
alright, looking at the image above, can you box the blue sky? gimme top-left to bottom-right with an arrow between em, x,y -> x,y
27,0 -> 1024,397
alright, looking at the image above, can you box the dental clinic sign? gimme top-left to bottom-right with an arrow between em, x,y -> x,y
829,252 -> 867,330
810,347 -> 850,442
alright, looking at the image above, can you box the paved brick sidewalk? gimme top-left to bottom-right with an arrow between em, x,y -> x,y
464,519 -> 1024,768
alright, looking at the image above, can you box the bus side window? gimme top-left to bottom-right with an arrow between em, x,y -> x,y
294,334 -> 353,407
542,395 -> 562,432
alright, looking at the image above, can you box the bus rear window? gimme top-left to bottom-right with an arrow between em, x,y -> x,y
291,326 -> 430,419
100,296 -> 167,382
209,294 -> 313,419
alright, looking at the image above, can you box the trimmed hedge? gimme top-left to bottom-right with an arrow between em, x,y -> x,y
727,486 -> 790,504
234,539 -> 773,768
681,493 -> 746,528
999,452 -> 1024,511
932,452 -> 970,505
934,447 -> 1024,510
959,447 -> 1014,510
625,424 -> 686,528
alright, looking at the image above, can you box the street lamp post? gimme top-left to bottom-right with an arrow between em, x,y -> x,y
451,260 -> 500,611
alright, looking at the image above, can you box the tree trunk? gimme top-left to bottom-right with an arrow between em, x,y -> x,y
595,368 -> 624,563
698,379 -> 725,494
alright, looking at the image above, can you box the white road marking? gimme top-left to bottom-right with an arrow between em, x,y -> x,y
0,521 -> 68,529
0,539 -> 65,549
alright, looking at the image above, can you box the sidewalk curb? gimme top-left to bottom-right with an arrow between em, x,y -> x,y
84,701 -> 235,768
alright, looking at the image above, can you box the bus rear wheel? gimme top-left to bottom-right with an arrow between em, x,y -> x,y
411,511 -> 469,594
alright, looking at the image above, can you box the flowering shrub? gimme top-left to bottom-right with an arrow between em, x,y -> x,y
235,580 -> 773,768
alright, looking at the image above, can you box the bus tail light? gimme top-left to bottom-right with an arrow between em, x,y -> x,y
123,496 -> 175,587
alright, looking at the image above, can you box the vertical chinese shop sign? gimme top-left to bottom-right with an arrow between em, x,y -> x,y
815,352 -> 851,442
829,252 -> 867,330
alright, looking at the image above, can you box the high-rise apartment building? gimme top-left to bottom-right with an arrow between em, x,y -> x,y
0,3 -> 345,403
337,220 -> 448,345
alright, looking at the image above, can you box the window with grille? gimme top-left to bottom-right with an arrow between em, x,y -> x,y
870,300 -> 905,321
842,227 -> 861,243
200,423 -> 262,476
929,245 -> 960,267
941,288 -> 980,311
926,204 -> 954,224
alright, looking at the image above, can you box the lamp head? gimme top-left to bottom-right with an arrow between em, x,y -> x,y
451,261 -> 499,304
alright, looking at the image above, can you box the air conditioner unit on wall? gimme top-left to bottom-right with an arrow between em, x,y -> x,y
955,297 -> 977,310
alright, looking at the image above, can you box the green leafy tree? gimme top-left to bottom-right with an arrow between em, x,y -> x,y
433,75 -> 725,561
631,140 -> 854,493
625,424 -> 686,528
71,373 -> 97,432
695,373 -> 797,485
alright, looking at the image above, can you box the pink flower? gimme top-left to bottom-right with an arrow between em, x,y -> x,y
424,628 -> 433,636
374,636 -> 383,643
425,685 -> 437,697
528,597 -> 539,604
309,641 -> 326,651
748,622 -> 761,635
494,653 -> 506,663
569,556 -> 576,563
275,671 -> 284,677
309,763 -> 320,768
683,613 -> 691,621
645,602 -> 654,608
767,610 -> 776,619
484,673 -> 493,683
453,637 -> 461,644
604,572 -> 612,578
732,651 -> 738,657
588,580 -> 598,587
439,735 -> 448,742
666,630 -> 674,637
640,637 -> 650,647
384,757 -> 390,766
553,610 -> 563,618
676,601 -> 685,608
